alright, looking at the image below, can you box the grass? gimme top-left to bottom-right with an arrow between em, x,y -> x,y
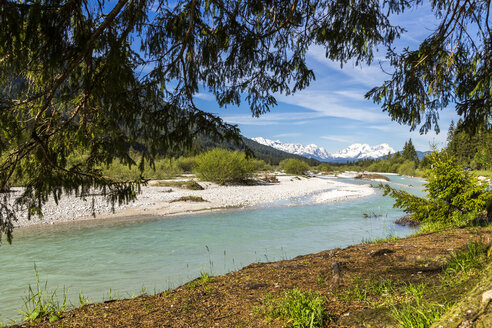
170,196 -> 207,203
361,234 -> 400,244
154,180 -> 204,190
391,240 -> 491,327
471,170 -> 492,179
260,288 -> 328,328
441,240 -> 490,285
186,272 -> 213,290
21,264 -> 69,323
391,301 -> 449,328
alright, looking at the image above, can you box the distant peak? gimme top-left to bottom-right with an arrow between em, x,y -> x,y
252,137 -> 395,162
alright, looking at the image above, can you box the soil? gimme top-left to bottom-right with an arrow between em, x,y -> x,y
9,228 -> 492,328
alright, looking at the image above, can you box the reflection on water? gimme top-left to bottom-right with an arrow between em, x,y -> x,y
0,174 -> 423,322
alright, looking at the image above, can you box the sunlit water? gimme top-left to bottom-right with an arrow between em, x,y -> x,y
0,175 -> 425,322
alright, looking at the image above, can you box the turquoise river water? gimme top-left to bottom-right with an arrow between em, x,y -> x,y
0,175 -> 425,322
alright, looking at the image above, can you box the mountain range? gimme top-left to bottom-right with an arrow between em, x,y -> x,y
252,137 -> 396,163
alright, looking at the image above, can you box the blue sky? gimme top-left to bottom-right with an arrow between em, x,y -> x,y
192,3 -> 460,153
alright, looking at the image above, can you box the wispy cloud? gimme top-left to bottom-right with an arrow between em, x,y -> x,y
307,45 -> 391,87
222,112 -> 316,125
333,90 -> 366,101
277,91 -> 387,122
320,135 -> 353,143
274,133 -> 302,138
194,92 -> 215,101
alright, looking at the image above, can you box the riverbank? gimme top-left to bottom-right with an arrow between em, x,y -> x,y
9,227 -> 492,328
10,175 -> 374,228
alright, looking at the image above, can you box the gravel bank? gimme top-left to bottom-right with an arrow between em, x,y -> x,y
8,175 -> 374,228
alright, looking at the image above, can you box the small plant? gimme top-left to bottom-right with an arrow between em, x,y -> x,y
21,264 -> 69,323
345,277 -> 370,303
442,240 -> 489,284
391,300 -> 448,328
262,288 -> 328,328
370,278 -> 396,297
403,283 -> 428,301
186,271 -> 213,289
363,211 -> 383,218
78,291 -> 91,306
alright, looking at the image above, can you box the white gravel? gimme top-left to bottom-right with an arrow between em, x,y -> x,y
8,175 -> 374,228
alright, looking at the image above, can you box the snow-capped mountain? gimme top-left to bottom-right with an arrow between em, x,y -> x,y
252,137 -> 395,162
252,137 -> 331,160
331,143 -> 395,160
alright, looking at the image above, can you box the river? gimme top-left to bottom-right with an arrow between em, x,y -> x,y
0,174 -> 425,323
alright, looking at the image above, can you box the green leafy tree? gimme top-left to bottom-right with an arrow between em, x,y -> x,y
1,0 -> 491,242
281,159 -> 311,175
193,149 -> 257,185
382,152 -> 492,227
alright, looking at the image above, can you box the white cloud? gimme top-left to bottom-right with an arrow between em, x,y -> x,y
320,135 -> 353,143
273,133 -> 302,138
194,92 -> 215,101
333,90 -> 366,101
277,91 -> 387,122
307,45 -> 391,87
222,112 -> 317,125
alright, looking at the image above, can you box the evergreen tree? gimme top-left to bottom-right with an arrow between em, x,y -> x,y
402,138 -> 419,163
447,120 -> 455,145
382,152 -> 491,227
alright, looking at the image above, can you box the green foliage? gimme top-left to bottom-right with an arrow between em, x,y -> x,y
102,158 -> 183,181
21,264 -> 68,323
397,160 -> 416,176
443,241 -> 489,279
402,139 -> 419,163
446,122 -> 492,170
391,301 -> 448,328
186,272 -> 213,289
366,2 -> 491,134
382,152 -> 492,227
281,159 -> 311,175
313,163 -> 335,173
193,149 -> 257,185
175,157 -> 198,173
262,289 -> 328,328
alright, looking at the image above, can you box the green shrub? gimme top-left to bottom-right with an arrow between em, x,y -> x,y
397,160 -> 416,176
193,149 -> 256,184
314,163 -> 334,173
281,158 -> 310,175
102,158 -> 183,181
176,156 -> 197,172
382,152 -> 492,228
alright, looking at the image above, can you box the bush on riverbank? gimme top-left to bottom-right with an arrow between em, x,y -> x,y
193,149 -> 258,184
280,158 -> 310,175
382,152 -> 492,230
